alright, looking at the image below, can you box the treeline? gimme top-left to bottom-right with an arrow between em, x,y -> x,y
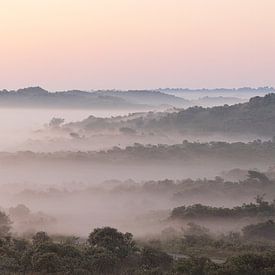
0,226 -> 171,274
0,87 -> 142,109
1,224 -> 275,274
1,140 -> 275,164
63,93 -> 275,137
152,93 -> 275,137
0,86 -> 190,109
14,170 -> 275,207
171,196 -> 275,220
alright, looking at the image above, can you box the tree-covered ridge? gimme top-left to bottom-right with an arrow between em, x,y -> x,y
158,93 -> 275,136
171,196 -> 275,220
0,87 -> 190,109
0,86 -> 258,110
13,170 -> 275,219
63,93 -> 275,137
2,140 -> 275,164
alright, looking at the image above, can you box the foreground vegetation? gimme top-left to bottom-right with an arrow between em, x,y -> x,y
1,170 -> 275,274
1,204 -> 275,274
0,225 -> 275,274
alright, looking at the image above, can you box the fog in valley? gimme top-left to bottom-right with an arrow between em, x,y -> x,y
2,0 -> 275,272
0,89 -> 274,236
1,88 -> 275,273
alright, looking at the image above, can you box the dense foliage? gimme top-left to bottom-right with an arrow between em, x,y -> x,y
2,140 -> 275,166
242,220 -> 275,240
171,196 -> 275,220
0,224 -> 275,274
0,226 -> 173,274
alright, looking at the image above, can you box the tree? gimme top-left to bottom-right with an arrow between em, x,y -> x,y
140,247 -> 173,271
0,211 -> 12,237
184,222 -> 210,236
32,231 -> 51,245
222,254 -> 267,275
242,220 -> 275,240
88,227 -> 136,259
32,252 -> 61,273
175,257 -> 217,275
9,204 -> 30,219
247,170 -> 270,184
49,117 -> 64,128
85,247 -> 120,274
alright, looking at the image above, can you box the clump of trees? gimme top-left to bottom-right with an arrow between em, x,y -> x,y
175,253 -> 275,275
1,206 -> 275,274
170,196 -> 275,220
243,220 -> 275,240
0,211 -> 12,237
0,223 -> 173,274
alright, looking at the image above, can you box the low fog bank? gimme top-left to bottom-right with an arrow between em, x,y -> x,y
31,93 -> 275,152
0,108 -> 147,151
1,92 -> 275,153
0,139 -> 273,183
27,114 -> 267,152
0,168 -> 275,238
0,94 -> 267,153
159,87 -> 274,100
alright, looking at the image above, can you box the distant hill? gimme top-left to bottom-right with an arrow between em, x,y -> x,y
190,96 -> 246,107
64,93 -> 275,138
159,87 -> 275,100
92,90 -> 189,107
0,87 -> 252,110
0,87 -> 189,109
0,87 -> 141,109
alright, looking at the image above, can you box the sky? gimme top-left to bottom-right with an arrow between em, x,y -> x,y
0,0 -> 275,91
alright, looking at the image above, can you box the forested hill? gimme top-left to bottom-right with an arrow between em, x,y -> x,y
156,93 -> 275,136
64,93 -> 275,138
0,87 -> 189,109
0,86 -> 250,109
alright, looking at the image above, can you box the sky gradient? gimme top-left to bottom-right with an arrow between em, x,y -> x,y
1,0 -> 275,90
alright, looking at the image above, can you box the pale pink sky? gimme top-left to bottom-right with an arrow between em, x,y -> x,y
1,0 -> 275,90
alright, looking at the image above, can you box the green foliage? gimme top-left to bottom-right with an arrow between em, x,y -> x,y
220,253 -> 275,275
158,93 -> 275,137
8,139 -> 275,166
1,226 -> 275,274
32,231 -> 51,245
174,253 -> 275,275
140,246 -> 173,271
85,247 -> 120,274
175,257 -> 219,275
88,227 -> 136,259
184,223 -> 210,237
243,220 -> 275,240
171,198 -> 275,220
248,171 -> 270,184
0,211 -> 12,237
32,252 -> 61,273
